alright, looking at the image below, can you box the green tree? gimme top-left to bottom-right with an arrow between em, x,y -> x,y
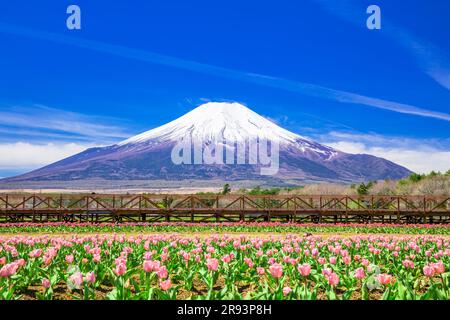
248,186 -> 281,196
221,183 -> 231,195
408,173 -> 424,183
428,171 -> 439,177
356,182 -> 375,196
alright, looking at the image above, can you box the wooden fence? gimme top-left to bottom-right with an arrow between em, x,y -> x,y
0,194 -> 449,223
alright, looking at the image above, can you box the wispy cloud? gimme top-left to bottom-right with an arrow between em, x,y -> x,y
319,131 -> 450,173
391,27 -> 450,90
0,105 -> 132,143
312,0 -> 450,90
0,22 -> 449,122
0,142 -> 92,170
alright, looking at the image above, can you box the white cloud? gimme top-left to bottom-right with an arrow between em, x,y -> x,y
0,142 -> 93,169
322,133 -> 450,174
0,105 -> 132,143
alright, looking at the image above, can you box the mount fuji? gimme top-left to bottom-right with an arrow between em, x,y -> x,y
1,102 -> 411,188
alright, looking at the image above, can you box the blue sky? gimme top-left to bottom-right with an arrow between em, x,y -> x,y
0,0 -> 449,177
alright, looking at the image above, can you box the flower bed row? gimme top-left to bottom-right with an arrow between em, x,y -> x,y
0,234 -> 449,300
0,222 -> 449,234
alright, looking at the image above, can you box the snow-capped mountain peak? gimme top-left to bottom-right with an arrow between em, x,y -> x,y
119,102 -> 309,145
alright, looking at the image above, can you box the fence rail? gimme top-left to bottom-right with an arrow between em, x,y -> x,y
0,194 -> 449,223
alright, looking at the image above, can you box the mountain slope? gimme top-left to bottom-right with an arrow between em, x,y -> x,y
1,102 -> 412,186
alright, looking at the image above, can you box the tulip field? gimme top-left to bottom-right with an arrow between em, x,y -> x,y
0,223 -> 449,300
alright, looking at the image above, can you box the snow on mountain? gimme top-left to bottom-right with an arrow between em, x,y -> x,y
119,102 -> 338,159
119,102 -> 303,144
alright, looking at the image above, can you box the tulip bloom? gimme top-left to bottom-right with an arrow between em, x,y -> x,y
423,265 -> 435,278
297,263 -> 311,277
160,279 -> 172,291
354,267 -> 365,280
65,254 -> 74,264
327,273 -> 340,286
282,286 -> 292,296
377,273 -> 394,285
157,266 -> 168,279
114,262 -> 127,276
206,258 -> 219,271
85,272 -> 96,284
269,263 -> 283,278
42,278 -> 51,289
69,272 -> 84,290
143,260 -> 154,273
432,261 -> 445,274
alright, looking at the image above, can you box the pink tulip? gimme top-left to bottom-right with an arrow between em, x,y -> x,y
244,258 -> 253,268
0,261 -> 19,278
42,278 -> 51,289
143,260 -> 153,273
257,267 -> 265,275
297,263 -> 311,277
114,263 -> 127,276
402,259 -> 414,269
327,273 -> 340,286
377,273 -> 394,285
0,257 -> 6,265
221,255 -> 231,263
206,258 -> 219,271
85,272 -> 96,284
322,268 -> 333,277
282,286 -> 292,296
329,257 -> 337,265
69,272 -> 84,289
29,249 -> 43,258
17,259 -> 26,267
159,279 -> 172,291
354,267 -> 365,280
143,251 -> 153,260
269,263 -> 283,278
157,266 -> 168,279
318,257 -> 326,265
0,266 -> 9,278
65,255 -> 74,264
432,261 -> 445,274
423,265 -> 435,277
